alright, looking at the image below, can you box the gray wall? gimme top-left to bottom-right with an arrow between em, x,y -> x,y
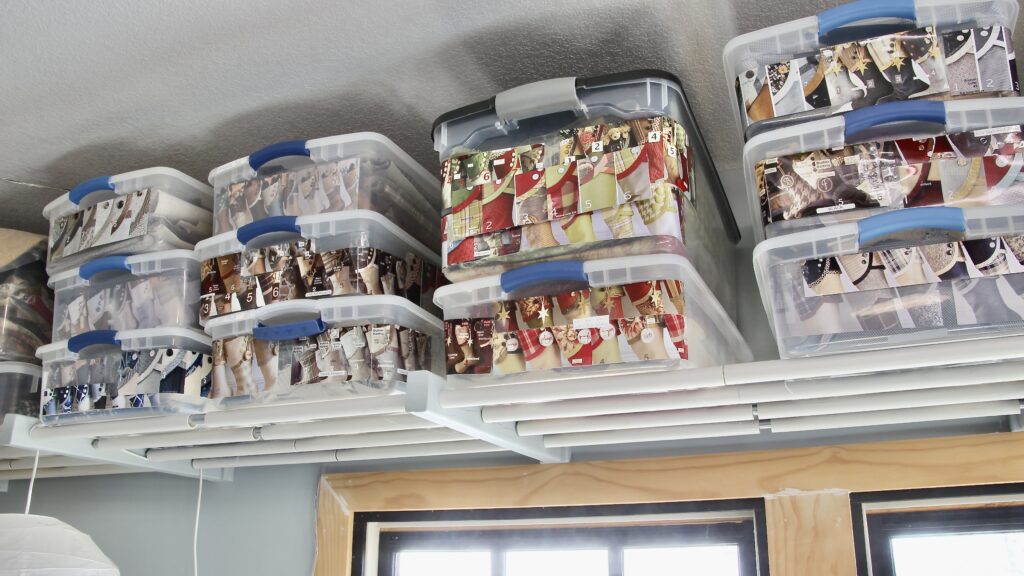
0,464 -> 321,576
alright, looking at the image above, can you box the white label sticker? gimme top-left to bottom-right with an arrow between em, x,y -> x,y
539,331 -> 554,347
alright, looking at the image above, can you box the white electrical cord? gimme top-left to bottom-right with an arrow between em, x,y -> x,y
194,468 -> 203,576
24,450 -> 40,514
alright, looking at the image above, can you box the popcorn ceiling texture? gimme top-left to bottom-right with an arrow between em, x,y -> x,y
0,0 -> 897,236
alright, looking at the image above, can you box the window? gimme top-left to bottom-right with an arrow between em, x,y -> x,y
353,501 -> 768,576
852,485 -> 1024,576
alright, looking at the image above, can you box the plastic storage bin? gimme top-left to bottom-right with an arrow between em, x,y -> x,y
44,167 -> 213,275
434,253 -> 751,387
431,70 -> 742,319
195,212 -> 443,325
753,205 -> 1024,358
203,296 -> 442,405
208,133 -> 441,247
0,231 -> 52,364
50,250 -> 201,342
37,328 -> 212,424
0,362 -> 42,417
724,0 -> 1019,139
744,98 -> 1024,242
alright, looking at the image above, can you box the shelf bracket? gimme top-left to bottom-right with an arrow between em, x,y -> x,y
404,372 -> 570,464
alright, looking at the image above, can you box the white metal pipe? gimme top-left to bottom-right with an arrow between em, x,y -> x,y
483,361 -> 1024,423
146,439 -> 299,462
3,456 -> 104,470
200,395 -> 407,428
769,400 -> 1023,434
758,382 -> 1024,420
543,421 -> 761,448
191,440 -> 504,469
439,366 -> 724,409
94,427 -> 259,451
517,405 -> 754,437
726,336 -> 1024,385
0,465 -> 143,481
259,413 -> 435,441
294,428 -> 467,452
28,414 -> 195,440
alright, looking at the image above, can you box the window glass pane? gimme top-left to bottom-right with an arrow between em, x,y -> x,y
623,546 -> 741,576
506,549 -> 608,576
397,550 -> 491,576
892,532 -> 1024,576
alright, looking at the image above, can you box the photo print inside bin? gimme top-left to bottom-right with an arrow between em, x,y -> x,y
211,336 -> 280,399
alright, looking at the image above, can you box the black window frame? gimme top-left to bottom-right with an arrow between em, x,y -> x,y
851,483 -> 1024,576
352,499 -> 769,576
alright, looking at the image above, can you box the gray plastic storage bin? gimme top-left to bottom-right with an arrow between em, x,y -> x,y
37,328 -> 212,425
754,205 -> 1024,358
50,250 -> 200,342
208,133 -> 441,248
431,70 -> 741,321
0,362 -> 42,417
0,231 -> 52,364
434,254 -> 751,388
194,212 -> 444,326
44,167 -> 213,275
744,98 -> 1024,243
203,296 -> 442,406
724,0 -> 1019,139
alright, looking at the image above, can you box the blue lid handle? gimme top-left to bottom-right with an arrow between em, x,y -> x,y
78,255 -> 131,280
858,207 -> 966,246
818,0 -> 917,42
248,139 -> 310,172
68,330 -> 121,354
253,318 -> 326,341
236,215 -> 302,246
500,260 -> 588,295
68,176 -> 116,206
843,100 -> 946,143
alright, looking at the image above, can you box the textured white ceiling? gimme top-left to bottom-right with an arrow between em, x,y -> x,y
0,0 -> 873,236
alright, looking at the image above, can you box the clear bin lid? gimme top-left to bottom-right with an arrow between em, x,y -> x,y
431,69 -> 740,243
203,295 -> 443,341
48,249 -> 199,291
37,328 -> 212,364
43,167 -> 212,220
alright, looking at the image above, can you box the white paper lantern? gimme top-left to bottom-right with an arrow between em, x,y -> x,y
0,514 -> 119,575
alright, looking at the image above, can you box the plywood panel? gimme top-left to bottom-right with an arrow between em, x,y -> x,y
765,491 -> 857,576
315,477 -> 352,576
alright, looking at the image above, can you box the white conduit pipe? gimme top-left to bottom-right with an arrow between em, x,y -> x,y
29,414 -> 195,440
0,465 -> 143,481
543,421 -> 761,448
200,395 -> 407,428
94,427 -> 260,451
482,360 -> 1024,423
726,335 -> 1024,385
517,405 -> 755,437
259,413 -> 435,441
439,366 -> 724,409
190,440 -> 505,469
758,382 -> 1024,420
146,429 -> 469,462
2,456 -> 101,470
769,400 -> 1023,434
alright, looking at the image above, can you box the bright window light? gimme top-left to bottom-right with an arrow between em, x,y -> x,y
506,549 -> 609,576
892,532 -> 1024,576
397,550 -> 491,576
623,545 -> 741,576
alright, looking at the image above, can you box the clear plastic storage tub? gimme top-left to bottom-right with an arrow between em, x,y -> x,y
208,133 -> 441,247
0,231 -> 52,364
724,0 -> 1019,139
37,328 -> 212,425
744,98 -> 1024,242
195,212 -> 444,325
203,296 -> 442,405
431,70 -> 742,319
0,362 -> 42,417
44,167 -> 213,275
754,205 -> 1024,358
433,253 -> 751,387
50,250 -> 200,342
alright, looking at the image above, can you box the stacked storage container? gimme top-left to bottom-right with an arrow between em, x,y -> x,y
200,133 -> 444,405
37,169 -> 214,423
726,0 -> 1024,358
431,71 -> 751,387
